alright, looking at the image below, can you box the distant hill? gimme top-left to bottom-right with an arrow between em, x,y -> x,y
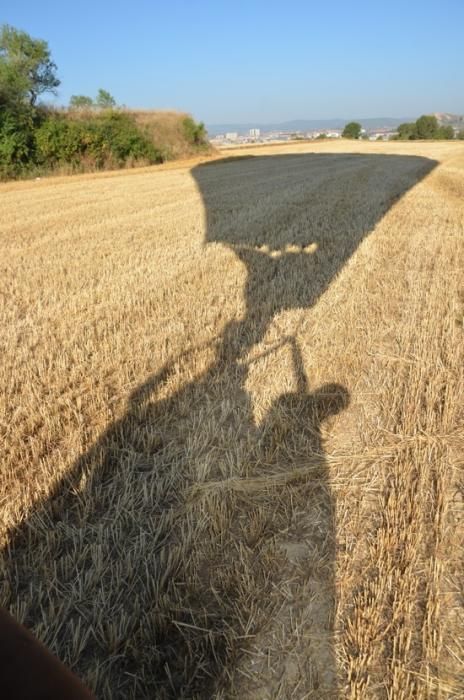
206,117 -> 412,136
434,112 -> 464,128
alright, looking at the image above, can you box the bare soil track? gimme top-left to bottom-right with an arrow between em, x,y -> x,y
1,141 -> 463,698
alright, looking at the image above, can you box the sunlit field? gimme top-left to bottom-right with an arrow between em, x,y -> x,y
1,140 -> 463,699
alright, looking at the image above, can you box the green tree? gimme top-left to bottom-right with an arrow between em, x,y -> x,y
182,116 -> 207,146
436,125 -> 454,140
415,115 -> 439,139
457,130 -> 464,140
0,25 -> 60,106
96,88 -> 116,109
397,122 -> 417,140
0,25 -> 58,176
69,94 -> 93,110
0,106 -> 38,176
342,121 -> 362,139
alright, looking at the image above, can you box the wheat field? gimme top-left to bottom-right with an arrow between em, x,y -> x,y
1,140 -> 463,698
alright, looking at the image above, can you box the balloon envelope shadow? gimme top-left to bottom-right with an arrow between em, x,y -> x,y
2,152 -> 436,698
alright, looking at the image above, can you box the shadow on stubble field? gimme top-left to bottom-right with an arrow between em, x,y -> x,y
2,152 -> 437,698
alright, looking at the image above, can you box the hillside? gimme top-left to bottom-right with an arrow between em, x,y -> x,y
435,112 -> 464,128
69,109 -> 212,161
129,110 -> 212,159
62,108 -> 213,163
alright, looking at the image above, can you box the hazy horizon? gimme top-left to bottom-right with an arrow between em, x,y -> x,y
3,0 -> 463,123
205,115 -> 415,126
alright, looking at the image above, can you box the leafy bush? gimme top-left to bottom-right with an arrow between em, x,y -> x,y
89,111 -> 162,166
342,121 -> 362,139
182,116 -> 207,146
415,115 -> 440,139
397,122 -> 417,140
436,125 -> 454,140
35,111 -> 163,172
35,116 -> 84,165
0,105 -> 38,177
396,115 -> 456,141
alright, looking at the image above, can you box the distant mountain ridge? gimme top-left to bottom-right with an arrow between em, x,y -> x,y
206,117 -> 412,136
434,112 -> 464,128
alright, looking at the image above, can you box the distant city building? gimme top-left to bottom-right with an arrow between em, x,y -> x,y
210,126 -> 362,146
366,128 -> 397,141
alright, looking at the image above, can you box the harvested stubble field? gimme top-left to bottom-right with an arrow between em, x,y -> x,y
1,140 -> 463,699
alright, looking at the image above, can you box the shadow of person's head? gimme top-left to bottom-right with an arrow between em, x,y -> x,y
258,382 -> 350,461
263,382 -> 350,425
311,382 -> 350,421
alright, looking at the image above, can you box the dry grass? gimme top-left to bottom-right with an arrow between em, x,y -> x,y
1,140 -> 463,698
130,110 -> 210,159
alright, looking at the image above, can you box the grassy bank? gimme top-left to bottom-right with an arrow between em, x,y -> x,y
0,107 -> 211,180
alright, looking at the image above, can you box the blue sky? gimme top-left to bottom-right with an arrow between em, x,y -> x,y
2,0 -> 463,123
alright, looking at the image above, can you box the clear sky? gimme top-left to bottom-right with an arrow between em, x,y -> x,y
2,0 -> 463,124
